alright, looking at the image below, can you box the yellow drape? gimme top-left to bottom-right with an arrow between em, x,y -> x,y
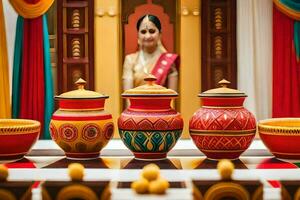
0,0 -> 11,118
9,0 -> 54,19
273,0 -> 300,20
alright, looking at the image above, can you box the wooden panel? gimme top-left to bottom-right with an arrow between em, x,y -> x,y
121,0 -> 176,24
66,64 -> 87,90
57,0 -> 94,93
152,0 -> 177,23
121,0 -> 147,23
201,0 -> 237,91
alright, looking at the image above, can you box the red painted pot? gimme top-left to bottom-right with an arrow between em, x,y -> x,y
50,79 -> 114,159
258,118 -> 300,159
118,75 -> 183,160
189,79 -> 256,160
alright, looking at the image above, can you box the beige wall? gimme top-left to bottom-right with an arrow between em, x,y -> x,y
179,0 -> 201,137
94,0 -> 201,138
94,0 -> 121,133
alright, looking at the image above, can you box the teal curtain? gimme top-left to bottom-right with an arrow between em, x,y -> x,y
43,15 -> 54,139
12,16 -> 23,118
294,21 -> 300,61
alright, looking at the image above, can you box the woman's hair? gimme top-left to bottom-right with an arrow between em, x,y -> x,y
136,14 -> 162,32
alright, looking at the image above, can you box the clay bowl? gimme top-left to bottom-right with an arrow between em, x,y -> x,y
0,119 -> 40,160
258,118 -> 300,160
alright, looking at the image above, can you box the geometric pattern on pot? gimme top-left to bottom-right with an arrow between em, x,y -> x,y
59,123 -> 78,142
118,116 -> 183,130
190,134 -> 255,150
119,130 -> 182,152
189,108 -> 256,130
82,123 -> 102,141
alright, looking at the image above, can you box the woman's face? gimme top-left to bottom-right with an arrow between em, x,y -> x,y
138,17 -> 160,51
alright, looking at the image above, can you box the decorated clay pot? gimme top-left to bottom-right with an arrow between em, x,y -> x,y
118,75 -> 183,160
49,79 -> 114,159
189,79 -> 256,160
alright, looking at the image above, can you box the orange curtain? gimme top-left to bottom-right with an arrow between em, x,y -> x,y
0,0 -> 11,118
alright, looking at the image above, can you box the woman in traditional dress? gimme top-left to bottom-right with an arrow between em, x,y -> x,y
122,14 -> 179,91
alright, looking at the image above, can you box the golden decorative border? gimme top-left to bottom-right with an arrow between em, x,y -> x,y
127,108 -> 173,112
56,184 -> 98,200
124,96 -> 177,99
252,186 -> 263,200
281,186 -> 291,200
294,187 -> 300,200
203,182 -> 250,200
41,188 -> 51,200
201,149 -> 245,153
60,108 -> 104,111
21,187 -> 32,200
0,189 -> 16,200
100,185 -> 111,200
201,106 -> 243,109
271,151 -> 300,155
258,118 -> 300,135
190,129 -> 256,135
0,152 -> 27,156
0,119 -> 40,135
193,185 -> 204,200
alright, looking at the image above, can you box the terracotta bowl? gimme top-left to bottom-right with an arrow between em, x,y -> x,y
0,119 -> 40,160
258,118 -> 300,159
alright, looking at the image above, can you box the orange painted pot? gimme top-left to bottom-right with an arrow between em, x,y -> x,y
189,79 -> 256,160
0,119 -> 40,160
50,79 -> 114,159
118,75 -> 183,160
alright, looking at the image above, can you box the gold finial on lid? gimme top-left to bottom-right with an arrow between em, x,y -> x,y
218,79 -> 231,88
75,78 -> 86,90
144,74 -> 157,85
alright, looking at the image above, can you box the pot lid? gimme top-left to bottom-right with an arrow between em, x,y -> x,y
56,78 -> 108,99
199,79 -> 247,97
122,74 -> 178,97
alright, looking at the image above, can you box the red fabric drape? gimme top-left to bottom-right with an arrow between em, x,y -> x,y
19,0 -> 45,133
273,6 -> 300,117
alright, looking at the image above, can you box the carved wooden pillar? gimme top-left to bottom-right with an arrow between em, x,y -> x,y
201,0 -> 237,91
57,0 -> 94,93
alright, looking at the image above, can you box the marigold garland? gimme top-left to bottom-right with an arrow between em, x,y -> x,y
273,0 -> 300,20
9,0 -> 54,19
